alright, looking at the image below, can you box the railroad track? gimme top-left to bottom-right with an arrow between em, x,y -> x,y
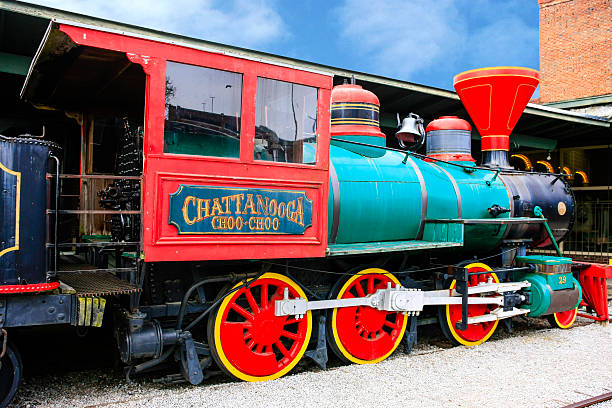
560,391 -> 612,408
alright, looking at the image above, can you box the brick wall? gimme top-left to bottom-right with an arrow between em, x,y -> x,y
539,0 -> 612,103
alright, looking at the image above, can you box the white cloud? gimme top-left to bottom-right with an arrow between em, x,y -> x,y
25,0 -> 288,48
335,0 -> 466,79
335,0 -> 538,82
463,17 -> 539,69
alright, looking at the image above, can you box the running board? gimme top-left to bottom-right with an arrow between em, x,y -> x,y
327,240 -> 462,256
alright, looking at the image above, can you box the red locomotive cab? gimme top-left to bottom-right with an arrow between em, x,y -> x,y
144,51 -> 333,262
28,24 -> 333,262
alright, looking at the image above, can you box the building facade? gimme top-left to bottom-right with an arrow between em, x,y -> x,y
537,0 -> 612,261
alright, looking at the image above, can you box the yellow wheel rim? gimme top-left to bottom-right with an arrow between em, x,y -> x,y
330,268 -> 408,364
552,307 -> 578,329
211,272 -> 312,381
445,263 -> 500,347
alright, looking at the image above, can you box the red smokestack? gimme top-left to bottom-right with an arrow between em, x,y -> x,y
453,67 -> 540,167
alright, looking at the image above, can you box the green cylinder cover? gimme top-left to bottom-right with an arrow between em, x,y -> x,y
516,272 -> 582,317
328,138 -> 511,250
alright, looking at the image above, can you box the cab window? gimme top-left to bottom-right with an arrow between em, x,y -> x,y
254,77 -> 317,164
164,61 -> 242,158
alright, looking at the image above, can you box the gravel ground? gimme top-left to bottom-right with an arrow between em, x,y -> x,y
12,319 -> 612,408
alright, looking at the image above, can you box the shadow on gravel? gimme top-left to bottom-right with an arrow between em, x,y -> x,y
10,315 -> 585,407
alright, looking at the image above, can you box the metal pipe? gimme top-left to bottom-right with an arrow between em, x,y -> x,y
47,209 -> 141,215
445,266 -> 532,280
176,273 -> 253,331
49,154 -> 60,279
534,205 -> 563,256
57,174 -> 142,180
132,346 -> 175,375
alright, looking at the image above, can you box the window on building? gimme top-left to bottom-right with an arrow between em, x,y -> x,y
254,77 -> 317,164
164,61 -> 242,158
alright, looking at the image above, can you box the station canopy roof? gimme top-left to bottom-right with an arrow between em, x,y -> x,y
1,0 -> 610,150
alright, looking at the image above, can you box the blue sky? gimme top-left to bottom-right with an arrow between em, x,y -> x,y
26,0 -> 540,91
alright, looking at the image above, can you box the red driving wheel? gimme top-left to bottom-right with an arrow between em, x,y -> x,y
442,262 -> 500,346
548,307 -> 578,329
327,268 -> 407,364
208,273 -> 312,381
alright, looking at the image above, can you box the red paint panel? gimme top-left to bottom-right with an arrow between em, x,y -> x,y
59,24 -> 332,262
576,262 -> 612,322
0,282 -> 59,294
145,158 -> 328,261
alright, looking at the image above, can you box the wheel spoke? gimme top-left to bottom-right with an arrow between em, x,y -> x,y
232,303 -> 254,321
223,320 -> 252,327
384,320 -> 400,329
367,276 -> 375,294
275,340 -> 290,358
260,283 -> 268,308
280,330 -> 298,340
245,288 -> 260,314
246,339 -> 256,350
273,285 -> 285,300
354,282 -> 366,297
255,344 -> 264,354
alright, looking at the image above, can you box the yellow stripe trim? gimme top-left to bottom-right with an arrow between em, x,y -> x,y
331,268 -> 408,364
332,103 -> 379,110
213,272 -> 312,382
445,263 -> 499,347
331,119 -> 379,123
0,161 -> 21,258
454,73 -> 540,86
553,307 -> 578,329
331,120 -> 379,125
454,66 -> 539,82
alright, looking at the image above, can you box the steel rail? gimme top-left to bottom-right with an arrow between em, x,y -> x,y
560,392 -> 612,408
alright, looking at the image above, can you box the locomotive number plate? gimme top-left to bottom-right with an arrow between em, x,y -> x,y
169,185 -> 313,235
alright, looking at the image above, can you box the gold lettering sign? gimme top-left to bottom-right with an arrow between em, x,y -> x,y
169,185 -> 312,235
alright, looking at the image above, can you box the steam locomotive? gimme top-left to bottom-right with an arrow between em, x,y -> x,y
0,21 -> 584,407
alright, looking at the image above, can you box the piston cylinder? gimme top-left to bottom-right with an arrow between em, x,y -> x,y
518,273 -> 581,317
118,320 -> 180,363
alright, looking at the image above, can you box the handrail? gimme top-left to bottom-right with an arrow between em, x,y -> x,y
47,210 -> 141,215
330,137 -> 572,178
53,174 -> 142,180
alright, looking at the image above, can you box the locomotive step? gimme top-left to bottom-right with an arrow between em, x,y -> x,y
58,271 -> 140,297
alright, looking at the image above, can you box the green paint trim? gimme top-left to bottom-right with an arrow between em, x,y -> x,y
469,132 -> 558,150
510,133 -> 557,150
544,94 -> 612,109
0,52 -> 31,76
524,104 -> 611,127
